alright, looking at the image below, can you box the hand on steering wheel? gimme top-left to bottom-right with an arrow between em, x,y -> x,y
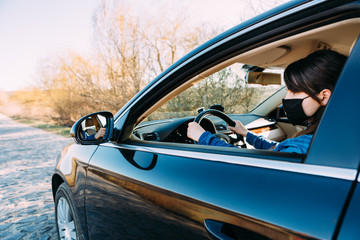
192,109 -> 246,147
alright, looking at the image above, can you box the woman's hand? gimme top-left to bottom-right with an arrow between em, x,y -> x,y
95,128 -> 106,139
187,122 -> 205,142
228,120 -> 248,137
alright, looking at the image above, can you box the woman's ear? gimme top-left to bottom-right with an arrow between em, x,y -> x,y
319,89 -> 332,106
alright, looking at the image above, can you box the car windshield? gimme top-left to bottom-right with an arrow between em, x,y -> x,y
146,63 -> 284,121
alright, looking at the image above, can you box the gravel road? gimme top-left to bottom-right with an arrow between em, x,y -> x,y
0,113 -> 72,240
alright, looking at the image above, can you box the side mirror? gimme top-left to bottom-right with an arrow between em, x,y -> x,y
70,111 -> 114,145
246,72 -> 282,85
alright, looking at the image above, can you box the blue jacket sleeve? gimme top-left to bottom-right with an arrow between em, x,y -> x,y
83,131 -> 96,140
274,135 -> 313,154
198,131 -> 312,154
198,131 -> 238,147
245,131 -> 278,150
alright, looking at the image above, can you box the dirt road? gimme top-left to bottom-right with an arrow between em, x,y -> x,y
0,114 -> 72,240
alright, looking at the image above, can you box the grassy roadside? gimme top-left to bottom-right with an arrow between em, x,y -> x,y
11,116 -> 72,138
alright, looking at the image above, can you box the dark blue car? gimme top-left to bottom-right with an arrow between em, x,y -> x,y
52,0 -> 360,239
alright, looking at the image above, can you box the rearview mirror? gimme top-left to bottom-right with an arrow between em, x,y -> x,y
70,111 -> 114,145
246,72 -> 282,85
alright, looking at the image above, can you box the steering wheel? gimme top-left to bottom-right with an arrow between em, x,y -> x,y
194,109 -> 245,147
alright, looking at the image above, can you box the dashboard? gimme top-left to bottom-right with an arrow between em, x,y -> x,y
133,114 -> 286,146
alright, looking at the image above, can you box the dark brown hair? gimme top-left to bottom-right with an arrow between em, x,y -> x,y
283,50 -> 347,136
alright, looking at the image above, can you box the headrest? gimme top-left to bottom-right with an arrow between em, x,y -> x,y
85,118 -> 94,127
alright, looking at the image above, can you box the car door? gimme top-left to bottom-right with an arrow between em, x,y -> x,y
85,141 -> 354,240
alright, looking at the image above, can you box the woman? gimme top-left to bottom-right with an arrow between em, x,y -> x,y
187,50 -> 347,154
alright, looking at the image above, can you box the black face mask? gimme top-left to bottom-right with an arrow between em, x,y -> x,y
282,96 -> 310,126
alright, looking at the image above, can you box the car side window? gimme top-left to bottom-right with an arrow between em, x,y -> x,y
132,63 -> 290,150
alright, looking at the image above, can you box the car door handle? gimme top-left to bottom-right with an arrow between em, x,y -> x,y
204,219 -> 271,240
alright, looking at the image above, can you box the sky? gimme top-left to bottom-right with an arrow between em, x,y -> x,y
0,0 -> 287,92
0,0 -> 99,91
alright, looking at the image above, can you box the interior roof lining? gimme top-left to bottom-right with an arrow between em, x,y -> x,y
199,18 -> 360,78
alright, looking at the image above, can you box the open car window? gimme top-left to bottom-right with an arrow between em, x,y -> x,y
132,62 -> 288,148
